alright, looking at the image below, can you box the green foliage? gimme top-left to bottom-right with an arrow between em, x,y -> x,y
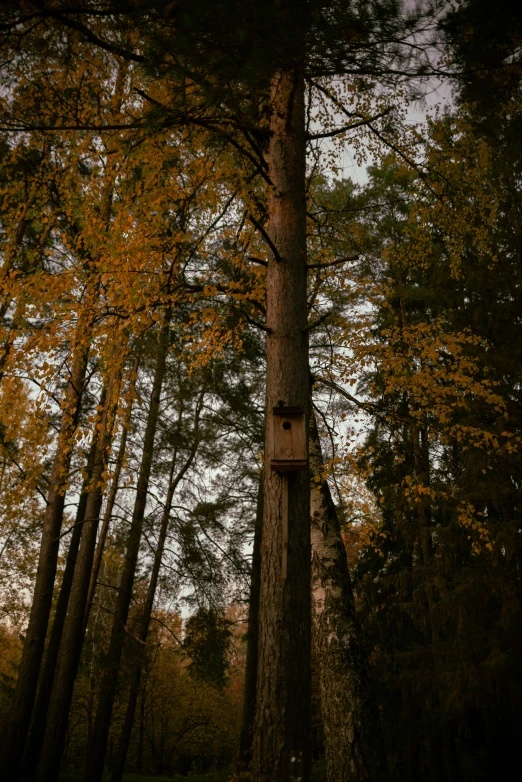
442,0 -> 522,112
184,608 -> 233,689
346,107 -> 522,780
2,2 -> 522,780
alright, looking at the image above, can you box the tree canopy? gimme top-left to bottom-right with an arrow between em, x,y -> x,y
0,1 -> 521,781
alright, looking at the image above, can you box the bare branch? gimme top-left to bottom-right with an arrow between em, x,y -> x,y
247,215 -> 282,263
307,109 -> 392,140
317,377 -> 370,410
303,311 -> 332,333
307,254 -> 359,270
240,309 -> 272,333
30,5 -> 145,63
248,256 -> 268,267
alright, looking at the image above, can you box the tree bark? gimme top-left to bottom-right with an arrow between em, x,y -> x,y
5,68 -> 125,780
21,426 -> 100,777
0,337 -> 90,780
137,687 -> 145,775
309,410 -> 387,782
0,158 -> 46,324
110,386 -> 204,782
0,220 -> 52,383
238,472 -> 263,770
413,423 -> 437,637
252,66 -> 311,782
84,356 -> 139,628
84,316 -> 170,782
36,369 -> 118,782
0,297 -> 26,383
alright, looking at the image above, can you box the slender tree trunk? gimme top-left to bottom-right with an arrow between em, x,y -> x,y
84,317 -> 171,782
21,425 -> 101,777
413,424 -> 437,636
87,598 -> 101,748
0,165 -> 44,323
36,369 -> 118,782
137,688 -> 145,775
309,411 -> 387,782
111,388 -> 204,782
238,472 -> 263,770
7,73 -> 125,780
0,297 -> 25,382
0,337 -> 90,780
0,220 -> 52,383
85,356 -> 139,628
413,423 -> 448,782
252,66 -> 311,782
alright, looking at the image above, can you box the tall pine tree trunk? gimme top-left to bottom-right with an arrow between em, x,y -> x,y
36,367 -> 119,782
252,66 -> 311,782
238,473 -> 263,770
309,411 -> 387,782
111,389 -> 203,782
21,426 -> 101,777
0,335 -> 90,780
84,316 -> 171,782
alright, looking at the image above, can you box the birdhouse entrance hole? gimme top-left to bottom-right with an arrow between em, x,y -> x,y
270,406 -> 307,472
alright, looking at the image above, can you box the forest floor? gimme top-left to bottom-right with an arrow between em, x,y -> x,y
59,764 -> 327,781
59,773 -> 228,782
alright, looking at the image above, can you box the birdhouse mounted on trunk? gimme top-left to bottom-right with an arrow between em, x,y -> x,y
270,406 -> 307,472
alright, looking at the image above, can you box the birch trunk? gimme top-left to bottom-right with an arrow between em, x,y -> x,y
309,411 -> 387,782
238,473 -> 263,769
252,66 -> 311,782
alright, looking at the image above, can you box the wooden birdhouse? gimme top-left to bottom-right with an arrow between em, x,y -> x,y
270,406 -> 307,472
